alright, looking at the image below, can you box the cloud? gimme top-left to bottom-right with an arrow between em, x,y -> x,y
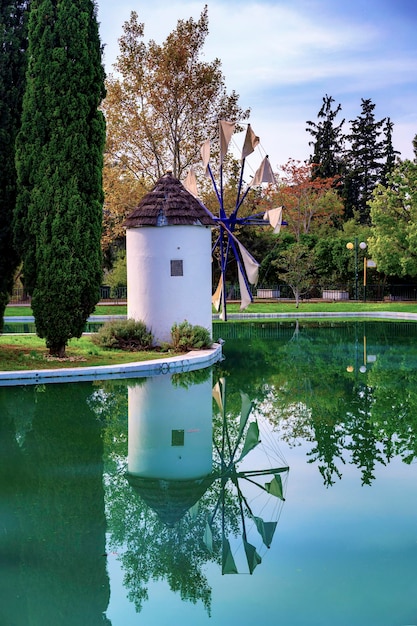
97,0 -> 417,164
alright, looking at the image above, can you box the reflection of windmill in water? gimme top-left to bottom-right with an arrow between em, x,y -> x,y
209,377 -> 289,574
126,372 -> 214,526
184,120 -> 286,320
126,371 -> 289,575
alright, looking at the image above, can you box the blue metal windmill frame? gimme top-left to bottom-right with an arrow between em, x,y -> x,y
207,162 -> 267,319
195,124 -> 286,321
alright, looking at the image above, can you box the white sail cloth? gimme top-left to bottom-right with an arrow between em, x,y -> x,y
263,206 -> 283,234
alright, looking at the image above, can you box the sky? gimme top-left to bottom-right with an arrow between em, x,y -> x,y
96,0 -> 417,171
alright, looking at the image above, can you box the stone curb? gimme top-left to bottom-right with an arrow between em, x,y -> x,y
0,343 -> 223,387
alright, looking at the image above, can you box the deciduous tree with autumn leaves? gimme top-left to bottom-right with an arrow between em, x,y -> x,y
269,159 -> 343,306
101,5 -> 249,258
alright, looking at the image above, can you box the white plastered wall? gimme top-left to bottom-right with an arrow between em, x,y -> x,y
126,224 -> 212,344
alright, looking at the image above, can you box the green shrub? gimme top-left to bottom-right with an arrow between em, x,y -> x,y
92,319 -> 153,351
170,320 -> 211,352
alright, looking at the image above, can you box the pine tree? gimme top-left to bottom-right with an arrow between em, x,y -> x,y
0,0 -> 28,330
306,94 -> 345,179
381,117 -> 400,186
343,98 -> 386,224
14,0 -> 106,356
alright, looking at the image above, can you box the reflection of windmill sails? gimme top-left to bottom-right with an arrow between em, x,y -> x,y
126,372 -> 289,575
184,121 -> 284,320
209,377 -> 289,575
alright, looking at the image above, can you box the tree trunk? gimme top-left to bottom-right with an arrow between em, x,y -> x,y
49,344 -> 66,358
295,287 -> 300,308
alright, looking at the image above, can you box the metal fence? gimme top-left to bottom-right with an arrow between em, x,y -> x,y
98,286 -> 127,303
9,286 -> 128,305
222,283 -> 417,302
8,283 -> 417,305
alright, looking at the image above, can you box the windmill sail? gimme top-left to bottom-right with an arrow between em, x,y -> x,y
212,275 -> 223,313
243,539 -> 262,574
212,377 -> 225,414
238,263 -> 252,311
250,156 -> 276,186
219,120 -> 236,164
201,139 -> 211,177
183,166 -> 198,197
237,239 -> 259,285
222,538 -> 238,575
264,206 -> 283,234
239,392 -> 253,437
241,124 -> 260,160
252,517 -> 278,548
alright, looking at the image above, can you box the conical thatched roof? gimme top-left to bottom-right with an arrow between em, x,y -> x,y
123,172 -> 215,228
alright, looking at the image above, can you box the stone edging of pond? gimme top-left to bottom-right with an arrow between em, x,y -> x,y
0,343 -> 223,387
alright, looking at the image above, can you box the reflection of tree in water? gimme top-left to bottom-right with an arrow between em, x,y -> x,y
101,372 -> 288,615
0,386 -> 30,625
218,321 -> 417,487
285,325 -> 417,486
0,383 -> 111,626
107,484 -> 215,614
367,346 -> 417,464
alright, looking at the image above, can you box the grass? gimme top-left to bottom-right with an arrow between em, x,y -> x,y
221,301 -> 417,314
6,300 -> 417,318
5,304 -> 128,317
0,335 -> 178,372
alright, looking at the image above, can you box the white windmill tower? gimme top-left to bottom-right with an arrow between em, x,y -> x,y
124,172 -> 216,345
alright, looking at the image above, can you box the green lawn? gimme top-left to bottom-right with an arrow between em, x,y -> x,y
5,304 -> 128,317
220,301 -> 417,314
0,334 -> 177,371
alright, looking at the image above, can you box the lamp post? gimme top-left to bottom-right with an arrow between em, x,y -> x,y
346,238 -> 367,300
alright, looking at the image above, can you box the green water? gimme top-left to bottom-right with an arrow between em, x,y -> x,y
1,321 -> 417,625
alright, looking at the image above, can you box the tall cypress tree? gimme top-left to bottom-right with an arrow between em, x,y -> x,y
0,0 -> 28,330
14,0 -> 106,356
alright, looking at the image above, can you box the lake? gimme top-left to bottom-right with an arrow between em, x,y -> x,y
1,320 -> 417,625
